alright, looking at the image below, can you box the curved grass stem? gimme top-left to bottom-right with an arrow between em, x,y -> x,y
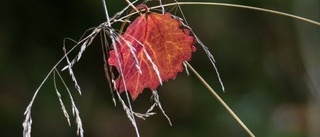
185,62 -> 255,137
119,2 -> 320,27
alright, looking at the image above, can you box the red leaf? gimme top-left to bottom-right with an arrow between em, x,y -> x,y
108,12 -> 196,100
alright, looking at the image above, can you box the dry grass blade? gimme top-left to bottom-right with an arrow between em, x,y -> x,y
183,2 -> 320,26
185,62 -> 255,137
54,68 -> 84,137
120,2 -> 320,27
151,90 -> 172,125
53,69 -> 71,126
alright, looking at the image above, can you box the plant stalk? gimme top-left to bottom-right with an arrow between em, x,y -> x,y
185,62 -> 255,137
119,2 -> 320,27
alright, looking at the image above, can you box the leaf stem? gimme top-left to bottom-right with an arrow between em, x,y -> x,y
185,62 -> 255,137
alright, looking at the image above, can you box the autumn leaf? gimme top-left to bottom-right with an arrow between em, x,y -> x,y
108,12 -> 196,100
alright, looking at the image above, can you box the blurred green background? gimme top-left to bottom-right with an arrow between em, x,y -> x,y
1,0 -> 319,137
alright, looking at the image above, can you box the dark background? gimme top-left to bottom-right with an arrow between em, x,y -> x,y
1,0 -> 320,137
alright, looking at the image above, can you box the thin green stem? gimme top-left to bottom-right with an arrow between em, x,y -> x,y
185,62 -> 255,137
